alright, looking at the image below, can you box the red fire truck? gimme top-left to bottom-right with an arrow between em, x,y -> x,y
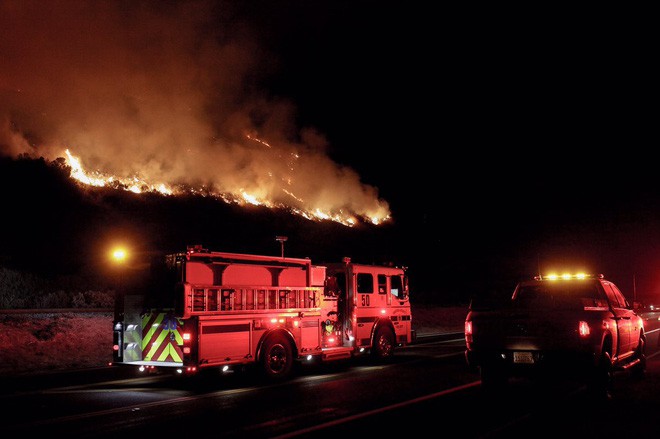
112,245 -> 413,380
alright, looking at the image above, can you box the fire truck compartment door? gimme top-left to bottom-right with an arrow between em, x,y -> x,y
199,320 -> 252,364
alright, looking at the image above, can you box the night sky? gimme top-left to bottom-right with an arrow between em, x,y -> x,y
0,2 -> 657,304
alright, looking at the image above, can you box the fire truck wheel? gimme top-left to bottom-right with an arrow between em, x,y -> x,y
261,333 -> 294,380
372,327 -> 395,360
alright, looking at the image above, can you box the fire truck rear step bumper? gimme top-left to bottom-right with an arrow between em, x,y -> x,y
115,361 -> 183,368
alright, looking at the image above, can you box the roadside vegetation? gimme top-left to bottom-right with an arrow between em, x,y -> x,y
0,266 -> 113,309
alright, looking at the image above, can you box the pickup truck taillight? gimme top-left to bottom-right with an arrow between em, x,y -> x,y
465,319 -> 473,344
578,320 -> 590,337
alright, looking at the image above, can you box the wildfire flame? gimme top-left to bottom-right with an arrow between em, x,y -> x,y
62,147 -> 388,227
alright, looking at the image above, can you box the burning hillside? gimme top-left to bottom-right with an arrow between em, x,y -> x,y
60,144 -> 386,227
0,1 -> 390,227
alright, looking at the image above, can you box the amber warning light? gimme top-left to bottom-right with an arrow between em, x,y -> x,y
535,273 -> 604,281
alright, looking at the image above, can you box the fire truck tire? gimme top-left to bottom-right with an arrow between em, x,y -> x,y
260,333 -> 294,380
372,327 -> 395,360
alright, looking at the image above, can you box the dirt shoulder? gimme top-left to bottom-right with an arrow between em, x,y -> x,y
0,305 -> 468,377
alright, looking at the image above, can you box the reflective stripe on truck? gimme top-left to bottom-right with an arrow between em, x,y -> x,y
141,312 -> 184,362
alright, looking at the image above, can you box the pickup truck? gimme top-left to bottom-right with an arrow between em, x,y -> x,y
464,273 -> 646,397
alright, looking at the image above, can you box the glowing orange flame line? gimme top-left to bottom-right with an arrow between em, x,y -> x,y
62,148 -> 386,227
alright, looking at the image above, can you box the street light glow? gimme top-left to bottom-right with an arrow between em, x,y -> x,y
112,248 -> 127,263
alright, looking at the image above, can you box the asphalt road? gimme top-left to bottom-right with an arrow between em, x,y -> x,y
2,327 -> 659,438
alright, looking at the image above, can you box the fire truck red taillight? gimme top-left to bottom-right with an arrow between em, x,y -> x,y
182,332 -> 192,354
578,321 -> 590,337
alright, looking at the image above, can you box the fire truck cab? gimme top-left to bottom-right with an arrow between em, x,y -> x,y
322,259 -> 412,360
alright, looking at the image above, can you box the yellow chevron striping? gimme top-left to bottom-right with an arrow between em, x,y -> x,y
141,313 -> 165,351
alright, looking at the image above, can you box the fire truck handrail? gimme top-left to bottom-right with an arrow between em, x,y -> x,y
185,285 -> 322,314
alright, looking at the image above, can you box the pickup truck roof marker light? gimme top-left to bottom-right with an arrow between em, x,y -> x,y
534,273 -> 605,281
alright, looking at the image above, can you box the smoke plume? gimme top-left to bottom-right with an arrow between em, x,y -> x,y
0,1 -> 389,224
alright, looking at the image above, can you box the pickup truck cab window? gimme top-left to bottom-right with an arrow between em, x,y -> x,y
513,281 -> 604,309
603,282 -> 629,308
